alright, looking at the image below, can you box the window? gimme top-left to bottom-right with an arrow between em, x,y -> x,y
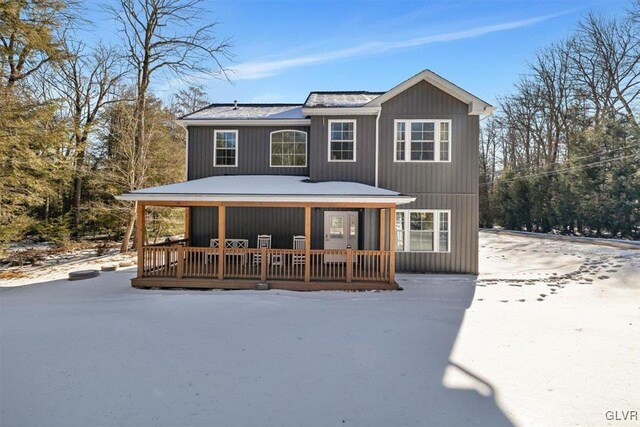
395,211 -> 405,251
440,121 -> 450,161
329,216 -> 344,238
270,130 -> 307,167
328,120 -> 356,161
394,120 -> 452,162
396,122 -> 406,161
214,130 -> 238,167
395,210 -> 450,252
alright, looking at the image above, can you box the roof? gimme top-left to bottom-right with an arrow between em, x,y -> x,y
303,92 -> 384,108
176,70 -> 495,122
117,175 -> 415,205
181,104 -> 305,120
364,70 -> 494,115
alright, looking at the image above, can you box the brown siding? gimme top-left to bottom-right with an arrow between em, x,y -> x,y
308,116 -> 376,185
188,125 -> 310,180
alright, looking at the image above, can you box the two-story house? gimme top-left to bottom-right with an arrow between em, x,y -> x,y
118,70 -> 495,290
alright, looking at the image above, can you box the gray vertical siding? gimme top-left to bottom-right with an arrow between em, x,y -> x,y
378,80 -> 479,274
190,207 -> 304,249
378,80 -> 478,194
191,206 -> 382,251
187,125 -> 310,180
186,79 -> 480,275
308,116 -> 376,185
394,195 -> 479,274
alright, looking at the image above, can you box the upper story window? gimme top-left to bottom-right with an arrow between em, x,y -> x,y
395,209 -> 450,253
328,120 -> 356,162
394,120 -> 451,162
270,130 -> 307,167
214,130 -> 238,167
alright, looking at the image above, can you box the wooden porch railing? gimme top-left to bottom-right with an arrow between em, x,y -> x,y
140,246 -> 391,284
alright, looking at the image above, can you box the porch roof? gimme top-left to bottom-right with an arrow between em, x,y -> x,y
117,175 -> 415,205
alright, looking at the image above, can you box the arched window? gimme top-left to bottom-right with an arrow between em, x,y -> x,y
270,130 -> 307,167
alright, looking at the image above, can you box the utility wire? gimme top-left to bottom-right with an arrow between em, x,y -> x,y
483,141 -> 640,175
480,153 -> 640,186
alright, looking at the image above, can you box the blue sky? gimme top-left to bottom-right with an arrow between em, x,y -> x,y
85,0 -> 629,106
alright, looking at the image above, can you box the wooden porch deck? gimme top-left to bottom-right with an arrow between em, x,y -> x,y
134,246 -> 398,291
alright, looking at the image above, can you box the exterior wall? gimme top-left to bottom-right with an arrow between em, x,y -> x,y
378,80 -> 479,274
395,194 -> 478,274
186,79 -> 480,275
308,116 -> 376,185
190,206 -> 381,251
187,125 -> 310,180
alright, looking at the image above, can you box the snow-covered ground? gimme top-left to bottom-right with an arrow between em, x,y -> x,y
1,232 -> 638,426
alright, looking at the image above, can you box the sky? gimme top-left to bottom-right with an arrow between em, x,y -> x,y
83,0 -> 630,106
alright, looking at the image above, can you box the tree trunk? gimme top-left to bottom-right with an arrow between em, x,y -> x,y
44,195 -> 50,223
71,150 -> 84,238
120,210 -> 136,253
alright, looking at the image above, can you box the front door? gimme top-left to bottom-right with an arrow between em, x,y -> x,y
324,211 -> 358,262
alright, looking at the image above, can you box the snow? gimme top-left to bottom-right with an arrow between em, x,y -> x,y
182,105 -> 305,120
1,232 -> 639,426
118,175 -> 413,203
304,92 -> 383,108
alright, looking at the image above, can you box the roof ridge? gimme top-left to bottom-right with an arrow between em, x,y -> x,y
202,103 -> 302,107
308,91 -> 385,94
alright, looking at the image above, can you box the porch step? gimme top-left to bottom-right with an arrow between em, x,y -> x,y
256,283 -> 270,291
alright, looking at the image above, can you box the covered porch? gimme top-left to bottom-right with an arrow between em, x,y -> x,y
118,176 -> 414,291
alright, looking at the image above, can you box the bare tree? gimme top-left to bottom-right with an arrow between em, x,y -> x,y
530,41 -> 573,165
570,12 -> 640,126
48,41 -> 128,236
171,84 -> 210,117
105,0 -> 231,252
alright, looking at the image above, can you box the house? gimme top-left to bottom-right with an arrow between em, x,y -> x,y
117,70 -> 495,290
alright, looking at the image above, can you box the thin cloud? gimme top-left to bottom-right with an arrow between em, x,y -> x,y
231,11 -> 571,80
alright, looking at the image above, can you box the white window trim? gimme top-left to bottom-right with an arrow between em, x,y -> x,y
269,129 -> 308,168
327,119 -> 357,162
213,129 -> 238,167
395,209 -> 451,253
393,119 -> 452,163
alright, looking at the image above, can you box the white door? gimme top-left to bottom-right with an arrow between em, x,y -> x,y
324,211 -> 358,262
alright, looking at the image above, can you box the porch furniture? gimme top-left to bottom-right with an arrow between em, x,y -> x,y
210,238 -> 249,264
253,235 -> 272,265
292,235 -> 306,265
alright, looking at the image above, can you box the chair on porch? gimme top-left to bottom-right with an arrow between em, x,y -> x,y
253,234 -> 272,265
292,235 -> 306,265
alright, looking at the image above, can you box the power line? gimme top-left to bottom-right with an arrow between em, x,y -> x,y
483,141 -> 640,175
480,153 -> 640,186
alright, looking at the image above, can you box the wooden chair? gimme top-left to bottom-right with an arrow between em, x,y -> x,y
253,234 -> 272,265
292,235 -> 306,265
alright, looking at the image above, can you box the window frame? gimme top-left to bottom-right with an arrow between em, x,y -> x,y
327,119 -> 357,162
213,129 -> 239,167
395,209 -> 451,253
393,119 -> 452,163
269,129 -> 308,168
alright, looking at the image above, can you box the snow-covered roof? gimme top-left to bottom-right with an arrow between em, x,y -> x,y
303,92 -> 384,108
181,104 -> 305,120
117,175 -> 415,205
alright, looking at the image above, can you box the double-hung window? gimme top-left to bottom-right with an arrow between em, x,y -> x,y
395,210 -> 450,252
328,120 -> 356,161
214,130 -> 238,167
394,120 -> 451,162
270,130 -> 307,167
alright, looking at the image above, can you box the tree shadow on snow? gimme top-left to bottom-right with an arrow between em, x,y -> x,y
0,271 -> 514,426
